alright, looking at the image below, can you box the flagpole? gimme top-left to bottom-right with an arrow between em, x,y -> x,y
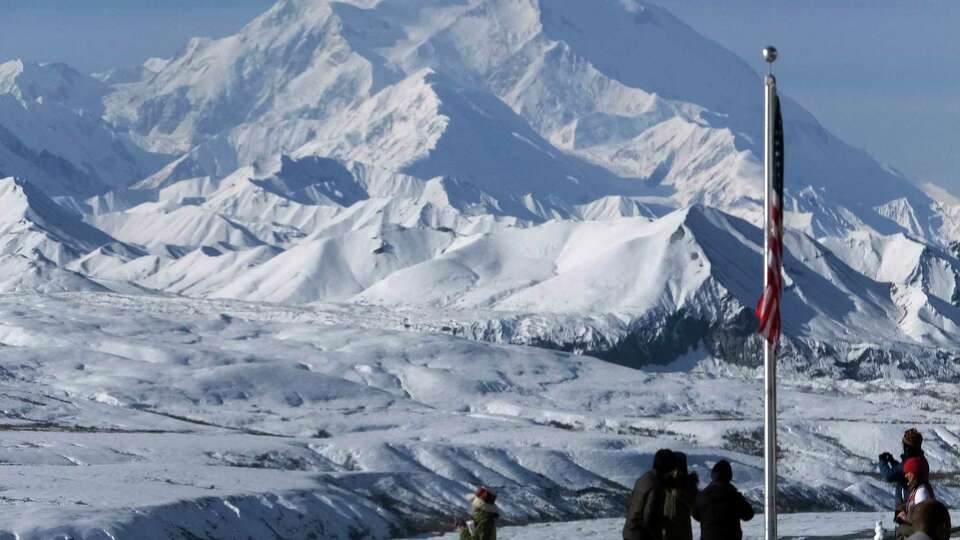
762,45 -> 779,540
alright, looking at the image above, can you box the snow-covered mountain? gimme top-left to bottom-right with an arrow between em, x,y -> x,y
0,60 -> 161,196
0,176 -> 121,292
96,0 -> 952,239
3,0 -> 960,378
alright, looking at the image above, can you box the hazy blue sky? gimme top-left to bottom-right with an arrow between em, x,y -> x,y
655,0 -> 960,194
0,1 -> 273,72
1,0 -> 957,192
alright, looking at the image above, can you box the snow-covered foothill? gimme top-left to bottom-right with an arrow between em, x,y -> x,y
0,292 -> 957,538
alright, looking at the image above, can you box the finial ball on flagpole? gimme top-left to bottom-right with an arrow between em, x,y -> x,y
763,46 -> 778,63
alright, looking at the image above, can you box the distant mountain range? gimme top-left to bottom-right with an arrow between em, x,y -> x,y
3,0 -> 960,379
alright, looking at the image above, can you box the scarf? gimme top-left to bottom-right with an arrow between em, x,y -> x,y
664,487 -> 681,519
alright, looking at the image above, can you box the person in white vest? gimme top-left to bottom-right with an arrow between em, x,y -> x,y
896,457 -> 936,539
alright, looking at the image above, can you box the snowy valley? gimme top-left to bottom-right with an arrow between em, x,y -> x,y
2,292 -> 960,538
1,0 -> 960,538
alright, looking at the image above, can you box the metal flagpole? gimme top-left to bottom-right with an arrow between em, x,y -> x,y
762,45 -> 779,540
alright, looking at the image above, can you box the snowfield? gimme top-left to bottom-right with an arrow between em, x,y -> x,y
0,292 -> 958,538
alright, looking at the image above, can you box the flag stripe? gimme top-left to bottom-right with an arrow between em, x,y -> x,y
756,89 -> 784,345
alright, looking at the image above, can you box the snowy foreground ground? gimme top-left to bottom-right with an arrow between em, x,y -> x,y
1,292 -> 959,538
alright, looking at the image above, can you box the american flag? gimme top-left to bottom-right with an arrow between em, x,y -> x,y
756,88 -> 784,344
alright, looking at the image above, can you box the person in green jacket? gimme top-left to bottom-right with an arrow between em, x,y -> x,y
459,487 -> 499,540
661,451 -> 699,540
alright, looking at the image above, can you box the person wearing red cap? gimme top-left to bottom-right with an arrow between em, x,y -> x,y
895,456 -> 936,540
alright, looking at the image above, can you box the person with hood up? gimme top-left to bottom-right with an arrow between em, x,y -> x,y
692,460 -> 755,540
623,448 -> 676,540
662,451 -> 699,540
458,487 -> 499,540
880,428 -> 929,519
906,499 -> 952,540
896,457 -> 936,539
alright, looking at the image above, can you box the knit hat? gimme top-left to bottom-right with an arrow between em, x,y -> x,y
712,460 -> 733,483
903,457 -> 929,480
652,449 -> 677,474
903,428 -> 923,449
475,486 -> 496,504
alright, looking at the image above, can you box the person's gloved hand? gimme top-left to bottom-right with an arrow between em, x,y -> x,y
879,452 -> 895,464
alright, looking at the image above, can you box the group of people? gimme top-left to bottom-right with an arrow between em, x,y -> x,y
455,428 -> 952,540
879,428 -> 952,540
455,449 -> 754,540
619,428 -> 953,540
623,449 -> 754,540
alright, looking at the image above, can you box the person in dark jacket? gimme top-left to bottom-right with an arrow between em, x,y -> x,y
880,428 -> 928,520
662,451 -> 699,540
692,460 -> 755,540
623,449 -> 677,540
